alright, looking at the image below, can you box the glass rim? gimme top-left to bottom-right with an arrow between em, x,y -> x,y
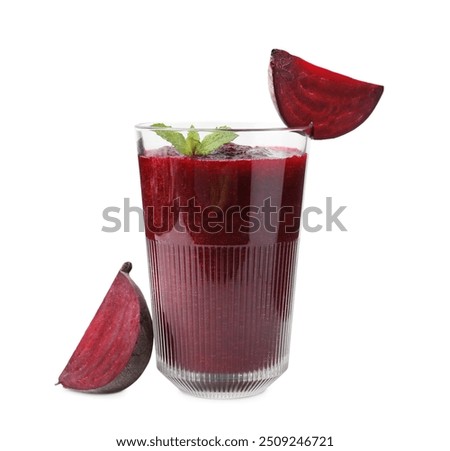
135,122 -> 313,134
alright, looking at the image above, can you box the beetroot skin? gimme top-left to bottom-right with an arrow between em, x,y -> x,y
58,262 -> 153,393
269,49 -> 384,139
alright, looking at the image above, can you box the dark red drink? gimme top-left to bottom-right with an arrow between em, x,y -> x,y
137,125 -> 309,398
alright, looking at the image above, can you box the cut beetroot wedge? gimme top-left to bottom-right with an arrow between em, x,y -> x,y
58,262 -> 153,393
269,49 -> 383,139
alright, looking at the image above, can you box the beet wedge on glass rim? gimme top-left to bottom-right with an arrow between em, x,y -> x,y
269,49 -> 383,139
57,262 -> 153,393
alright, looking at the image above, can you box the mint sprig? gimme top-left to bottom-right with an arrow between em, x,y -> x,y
151,123 -> 238,156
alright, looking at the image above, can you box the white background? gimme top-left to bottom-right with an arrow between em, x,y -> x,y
1,0 -> 449,450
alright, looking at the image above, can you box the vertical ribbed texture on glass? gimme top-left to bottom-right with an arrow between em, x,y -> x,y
148,240 -> 298,399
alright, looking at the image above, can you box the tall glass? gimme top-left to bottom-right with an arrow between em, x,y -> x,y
136,124 -> 310,399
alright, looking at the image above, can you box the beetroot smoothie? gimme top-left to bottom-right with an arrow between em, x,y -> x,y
137,126 -> 308,398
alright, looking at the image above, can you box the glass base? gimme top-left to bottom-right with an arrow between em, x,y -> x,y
157,359 -> 288,399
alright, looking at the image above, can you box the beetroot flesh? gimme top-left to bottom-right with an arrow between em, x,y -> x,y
269,49 -> 384,139
58,262 -> 153,393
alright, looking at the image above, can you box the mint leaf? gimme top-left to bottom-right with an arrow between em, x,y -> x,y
151,123 -> 187,154
185,125 -> 200,156
151,124 -> 238,156
196,127 -> 238,155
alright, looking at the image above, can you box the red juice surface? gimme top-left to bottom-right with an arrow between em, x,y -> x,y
138,143 -> 307,380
